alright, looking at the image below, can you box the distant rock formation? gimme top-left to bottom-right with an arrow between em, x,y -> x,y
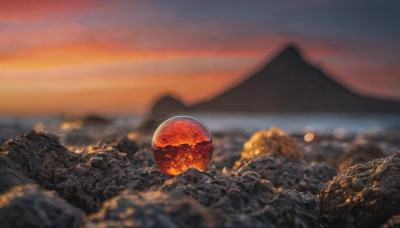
151,44 -> 400,113
151,95 -> 187,114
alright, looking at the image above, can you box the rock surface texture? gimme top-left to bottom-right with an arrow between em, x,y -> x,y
0,131 -> 171,213
237,155 -> 336,194
382,215 -> 400,228
2,127 -> 397,227
89,191 -> 221,228
320,152 -> 400,228
159,168 -> 320,227
0,184 -> 86,228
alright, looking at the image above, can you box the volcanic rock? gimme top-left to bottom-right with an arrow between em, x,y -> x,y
382,215 -> 400,228
320,151 -> 400,228
237,155 -> 337,194
234,128 -> 300,168
336,142 -> 385,171
116,137 -> 139,156
159,168 -> 320,227
89,191 -> 221,228
0,154 -> 33,193
44,145 -> 170,213
54,145 -> 134,212
0,184 -> 86,228
106,136 -> 140,159
0,131 -> 171,213
0,130 -> 78,184
129,148 -> 155,168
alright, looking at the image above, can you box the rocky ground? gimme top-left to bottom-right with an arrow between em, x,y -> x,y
0,115 -> 400,228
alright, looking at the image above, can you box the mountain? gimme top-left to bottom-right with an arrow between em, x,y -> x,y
151,45 -> 400,113
151,95 -> 187,113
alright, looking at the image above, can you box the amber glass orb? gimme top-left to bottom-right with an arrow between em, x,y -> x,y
151,116 -> 213,175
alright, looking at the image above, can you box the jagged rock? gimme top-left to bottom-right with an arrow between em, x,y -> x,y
129,148 -> 155,168
0,184 -> 86,228
86,136 -> 140,159
234,128 -> 300,169
237,155 -> 337,194
0,130 -> 79,183
0,131 -> 171,213
54,145 -> 134,212
320,152 -> 400,228
382,215 -> 400,228
336,142 -> 385,171
127,166 -> 172,192
0,154 -> 33,193
46,145 -> 170,213
159,168 -> 320,227
89,191 -> 221,228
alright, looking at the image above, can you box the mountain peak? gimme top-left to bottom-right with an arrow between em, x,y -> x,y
274,44 -> 303,62
150,44 -> 400,113
151,94 -> 187,114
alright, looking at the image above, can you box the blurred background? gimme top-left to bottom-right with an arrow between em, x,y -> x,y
1,0 -> 400,141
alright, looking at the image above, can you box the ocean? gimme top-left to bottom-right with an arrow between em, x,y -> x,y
191,113 -> 400,136
1,113 -> 400,138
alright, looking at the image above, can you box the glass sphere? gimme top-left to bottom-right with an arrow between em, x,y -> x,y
151,116 -> 213,175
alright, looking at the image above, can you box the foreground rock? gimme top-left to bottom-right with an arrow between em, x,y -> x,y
109,136 -> 140,158
159,169 -> 320,227
234,128 -> 300,169
89,191 -> 221,228
382,215 -> 400,228
336,142 -> 384,171
0,131 -> 171,213
237,155 -> 336,194
0,184 -> 86,228
0,130 -> 78,187
0,154 -> 33,193
320,152 -> 400,228
8,129 -> 398,227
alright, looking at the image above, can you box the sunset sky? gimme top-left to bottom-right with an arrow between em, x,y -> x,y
1,0 -> 399,115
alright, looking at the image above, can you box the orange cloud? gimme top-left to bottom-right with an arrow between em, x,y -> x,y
0,38 -> 264,69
